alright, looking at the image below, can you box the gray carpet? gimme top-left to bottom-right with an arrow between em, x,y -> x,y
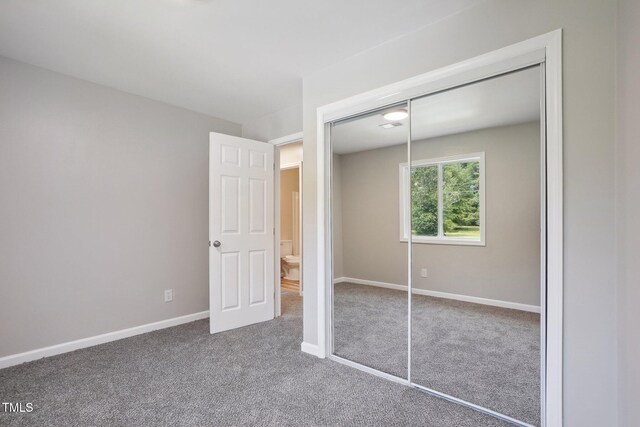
333,284 -> 409,379
334,282 -> 540,426
0,290 -> 509,426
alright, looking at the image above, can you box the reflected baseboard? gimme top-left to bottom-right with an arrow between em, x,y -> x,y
333,277 -> 540,313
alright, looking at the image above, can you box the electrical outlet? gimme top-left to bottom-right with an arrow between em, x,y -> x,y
164,289 -> 173,302
420,268 -> 428,278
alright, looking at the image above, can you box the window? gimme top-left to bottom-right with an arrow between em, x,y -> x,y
400,153 -> 485,245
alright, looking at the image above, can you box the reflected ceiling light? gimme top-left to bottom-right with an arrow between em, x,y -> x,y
383,109 -> 408,121
379,122 -> 402,129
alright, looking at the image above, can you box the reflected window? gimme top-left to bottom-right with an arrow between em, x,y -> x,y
400,153 -> 484,245
410,165 -> 439,237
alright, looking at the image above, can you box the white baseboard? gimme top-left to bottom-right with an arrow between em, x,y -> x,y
0,311 -> 210,370
301,341 -> 323,358
334,277 -> 540,313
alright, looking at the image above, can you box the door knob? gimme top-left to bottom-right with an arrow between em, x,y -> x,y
212,240 -> 221,248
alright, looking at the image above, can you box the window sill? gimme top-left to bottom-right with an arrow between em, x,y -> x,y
400,237 -> 485,247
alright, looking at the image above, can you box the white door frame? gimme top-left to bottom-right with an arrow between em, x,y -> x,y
269,132 -> 303,317
314,30 -> 563,426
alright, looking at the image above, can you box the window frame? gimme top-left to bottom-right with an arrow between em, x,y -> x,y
399,152 -> 486,246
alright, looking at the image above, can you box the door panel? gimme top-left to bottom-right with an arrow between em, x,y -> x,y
221,252 -> 240,311
221,176 -> 240,233
330,103 -> 409,379
249,250 -> 267,305
210,133 -> 274,333
249,178 -> 266,233
409,67 -> 543,426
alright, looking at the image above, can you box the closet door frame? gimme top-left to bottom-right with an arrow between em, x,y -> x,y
315,29 -> 563,427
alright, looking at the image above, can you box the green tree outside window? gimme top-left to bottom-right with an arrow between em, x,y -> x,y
411,160 -> 480,239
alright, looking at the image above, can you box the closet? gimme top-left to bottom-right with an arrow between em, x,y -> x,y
329,66 -> 544,427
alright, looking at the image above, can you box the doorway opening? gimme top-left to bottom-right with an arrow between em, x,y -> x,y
273,137 -> 303,317
209,132 -> 303,331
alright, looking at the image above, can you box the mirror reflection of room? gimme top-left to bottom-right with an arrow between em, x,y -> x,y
330,66 -> 542,426
279,142 -> 302,295
410,67 -> 542,426
331,104 -> 409,378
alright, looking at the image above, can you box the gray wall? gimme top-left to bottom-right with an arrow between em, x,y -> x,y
302,1 -> 617,425
335,123 -> 540,306
617,1 -> 640,425
0,56 -> 241,357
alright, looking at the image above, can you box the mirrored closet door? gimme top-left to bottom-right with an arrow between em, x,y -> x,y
331,103 -> 409,378
409,66 -> 542,426
329,66 -> 544,427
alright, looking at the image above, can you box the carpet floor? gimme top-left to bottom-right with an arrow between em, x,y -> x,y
333,282 -> 540,426
0,291 -> 510,426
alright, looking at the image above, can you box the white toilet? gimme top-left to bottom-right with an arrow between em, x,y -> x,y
280,240 -> 300,281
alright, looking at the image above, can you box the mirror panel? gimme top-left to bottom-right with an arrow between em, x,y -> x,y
409,67 -> 542,425
331,103 -> 409,378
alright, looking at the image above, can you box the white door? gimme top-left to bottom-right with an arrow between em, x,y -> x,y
209,132 -> 274,333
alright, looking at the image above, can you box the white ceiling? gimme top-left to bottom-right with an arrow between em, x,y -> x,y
332,66 -> 541,154
0,0 -> 480,125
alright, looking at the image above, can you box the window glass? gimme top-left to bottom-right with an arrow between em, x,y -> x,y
411,165 -> 438,237
442,161 -> 480,238
402,155 -> 483,244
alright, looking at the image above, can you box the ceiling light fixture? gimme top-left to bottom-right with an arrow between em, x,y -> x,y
383,109 -> 408,121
